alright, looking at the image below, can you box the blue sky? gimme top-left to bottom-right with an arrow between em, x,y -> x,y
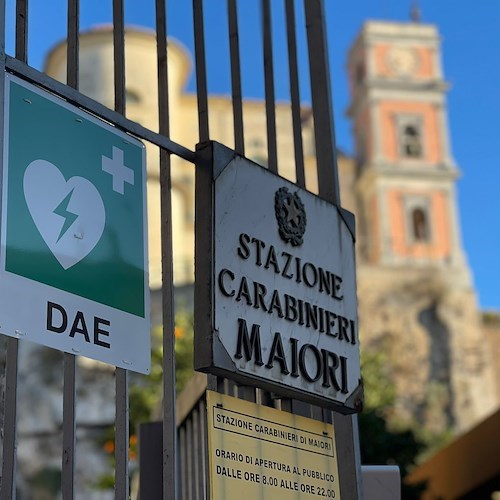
5,0 -> 500,309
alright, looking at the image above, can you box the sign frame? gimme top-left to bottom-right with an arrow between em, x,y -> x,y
194,141 -> 363,413
0,73 -> 151,374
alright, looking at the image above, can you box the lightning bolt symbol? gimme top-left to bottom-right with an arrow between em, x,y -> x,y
54,189 -> 79,242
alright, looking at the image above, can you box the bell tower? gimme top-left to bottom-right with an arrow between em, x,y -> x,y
348,21 -> 466,276
347,21 -> 498,432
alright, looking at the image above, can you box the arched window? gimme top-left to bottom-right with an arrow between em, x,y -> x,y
355,63 -> 365,84
247,137 -> 267,166
356,130 -> 366,169
249,138 -> 265,149
125,89 -> 141,104
402,124 -> 422,157
412,207 -> 428,241
252,155 -> 268,167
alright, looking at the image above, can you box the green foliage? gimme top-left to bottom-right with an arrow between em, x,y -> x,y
173,309 -> 195,392
482,311 -> 500,325
359,350 -> 426,498
128,308 -> 195,427
415,420 -> 454,463
359,411 -> 426,498
95,308 -> 195,491
28,467 -> 62,496
360,349 -> 397,412
129,325 -> 164,424
94,473 -> 115,490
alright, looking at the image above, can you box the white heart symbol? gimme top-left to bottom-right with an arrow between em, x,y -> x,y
23,159 -> 106,270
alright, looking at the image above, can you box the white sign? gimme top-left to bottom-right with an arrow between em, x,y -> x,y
196,145 -> 361,412
1,74 -> 150,373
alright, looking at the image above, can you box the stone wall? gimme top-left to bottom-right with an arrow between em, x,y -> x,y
357,265 -> 498,433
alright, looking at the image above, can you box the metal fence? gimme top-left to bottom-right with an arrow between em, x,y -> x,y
0,0 -> 361,498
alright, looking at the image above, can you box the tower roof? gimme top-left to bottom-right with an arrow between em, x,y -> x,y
348,20 -> 440,62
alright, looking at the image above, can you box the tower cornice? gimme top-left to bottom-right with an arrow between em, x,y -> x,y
356,162 -> 460,194
347,83 -> 448,118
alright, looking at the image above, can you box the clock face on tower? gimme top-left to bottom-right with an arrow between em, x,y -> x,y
387,47 -> 419,76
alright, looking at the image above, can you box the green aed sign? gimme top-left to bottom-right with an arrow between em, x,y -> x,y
0,74 -> 150,373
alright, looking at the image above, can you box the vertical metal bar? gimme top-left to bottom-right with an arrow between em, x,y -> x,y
156,0 -> 169,139
191,405 -> 202,500
155,2 -> 177,498
186,417 -> 193,500
311,405 -> 323,421
139,422 -> 163,498
112,1 -> 129,498
304,0 -> 340,205
192,408 -> 200,500
284,0 -> 305,188
333,413 -> 363,498
206,374 -> 224,393
113,0 -> 125,115
0,0 -> 11,494
261,0 -> 278,173
198,398 -> 208,500
66,0 -> 79,89
280,398 -> 292,412
303,2 -> 362,498
62,354 -> 76,499
291,399 -> 312,418
193,0 -> 210,142
322,408 -> 333,424
15,0 -> 28,62
257,389 -> 273,408
237,385 -> 256,402
61,3 -> 79,498
225,378 -> 236,397
115,369 -> 129,499
179,427 -> 187,500
227,0 -> 244,155
0,340 -> 18,500
0,2 -> 28,497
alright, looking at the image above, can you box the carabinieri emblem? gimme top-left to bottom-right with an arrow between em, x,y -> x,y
274,187 -> 307,246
